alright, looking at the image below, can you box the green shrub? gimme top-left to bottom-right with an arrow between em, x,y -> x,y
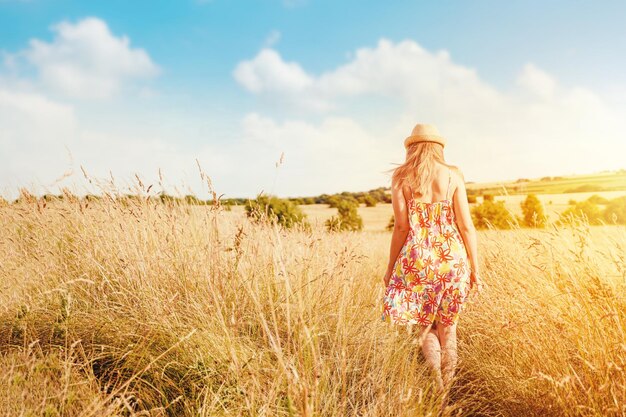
362,195 -> 377,207
315,194 -> 331,204
184,195 -> 204,205
220,200 -> 235,211
559,200 -> 603,225
326,199 -> 363,232
586,194 -> 609,205
467,195 -> 477,204
603,196 -> 626,224
369,188 -> 391,204
520,194 -> 547,228
245,195 -> 308,229
159,193 -> 179,205
483,194 -> 494,202
471,200 -> 514,229
327,195 -> 359,209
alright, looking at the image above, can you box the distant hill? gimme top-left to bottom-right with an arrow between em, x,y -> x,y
464,169 -> 626,196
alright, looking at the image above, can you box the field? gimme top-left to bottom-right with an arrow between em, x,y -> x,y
226,190 -> 626,231
465,170 -> 626,196
1,195 -> 625,416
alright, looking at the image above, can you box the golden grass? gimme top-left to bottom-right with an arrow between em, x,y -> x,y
1,195 -> 625,416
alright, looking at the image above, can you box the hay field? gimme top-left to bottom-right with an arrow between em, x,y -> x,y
1,196 -> 625,416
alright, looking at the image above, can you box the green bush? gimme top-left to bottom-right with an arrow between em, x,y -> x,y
369,188 -> 391,204
471,200 -> 514,229
483,194 -> 494,202
326,199 -> 363,232
327,195 -> 359,209
603,196 -> 626,224
245,195 -> 308,229
467,195 -> 477,204
520,194 -> 547,228
159,193 -> 180,205
362,195 -> 377,207
559,200 -> 603,225
184,195 -> 205,205
220,200 -> 234,211
315,194 -> 331,204
586,194 -> 609,205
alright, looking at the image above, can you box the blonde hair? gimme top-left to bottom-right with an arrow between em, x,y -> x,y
391,142 -> 455,197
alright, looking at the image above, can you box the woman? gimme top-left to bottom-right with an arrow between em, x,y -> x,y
381,123 -> 484,393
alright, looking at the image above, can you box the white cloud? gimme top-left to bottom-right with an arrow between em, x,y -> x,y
0,88 -> 216,199
234,48 -> 312,94
236,113 -> 392,196
1,51 -> 18,72
517,63 -> 557,99
0,89 -> 75,137
0,88 -> 78,194
235,40 -> 499,112
233,39 -> 626,184
23,17 -> 159,99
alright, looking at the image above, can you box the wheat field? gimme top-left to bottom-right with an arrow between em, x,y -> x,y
1,193 -> 625,416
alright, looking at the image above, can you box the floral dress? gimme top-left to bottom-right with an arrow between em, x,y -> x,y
381,169 -> 471,327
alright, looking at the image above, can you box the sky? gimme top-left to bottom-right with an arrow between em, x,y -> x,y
1,0 -> 625,199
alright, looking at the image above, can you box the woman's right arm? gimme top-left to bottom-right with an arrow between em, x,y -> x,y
451,170 -> 481,283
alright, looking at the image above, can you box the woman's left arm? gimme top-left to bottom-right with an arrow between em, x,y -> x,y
383,178 -> 410,286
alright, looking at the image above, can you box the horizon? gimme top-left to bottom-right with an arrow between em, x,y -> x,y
3,167 -> 624,202
2,1 -> 626,200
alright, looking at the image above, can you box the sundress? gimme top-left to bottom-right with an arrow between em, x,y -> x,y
381,168 -> 471,327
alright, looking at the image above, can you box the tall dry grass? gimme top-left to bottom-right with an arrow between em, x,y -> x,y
1,190 -> 625,416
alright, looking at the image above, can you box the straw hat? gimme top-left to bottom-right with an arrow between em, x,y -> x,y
404,124 -> 446,149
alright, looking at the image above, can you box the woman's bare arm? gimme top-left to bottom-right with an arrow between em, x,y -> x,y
452,170 -> 480,277
384,178 -> 411,284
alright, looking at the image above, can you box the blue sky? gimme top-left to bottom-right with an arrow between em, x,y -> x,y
1,0 -> 625,198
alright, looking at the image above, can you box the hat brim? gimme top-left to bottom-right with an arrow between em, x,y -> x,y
404,135 -> 446,149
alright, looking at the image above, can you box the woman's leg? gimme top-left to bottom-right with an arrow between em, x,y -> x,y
437,321 -> 458,388
421,323 -> 444,392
